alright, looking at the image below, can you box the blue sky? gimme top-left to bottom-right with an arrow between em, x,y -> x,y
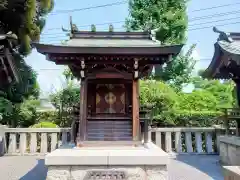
25,0 -> 240,97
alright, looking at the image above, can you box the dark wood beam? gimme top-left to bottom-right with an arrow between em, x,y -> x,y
77,80 -> 86,146
49,54 -> 169,65
132,79 -> 140,141
233,78 -> 240,136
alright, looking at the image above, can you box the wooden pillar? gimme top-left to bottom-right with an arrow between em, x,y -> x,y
83,79 -> 88,140
132,79 -> 140,141
234,79 -> 240,136
77,79 -> 86,144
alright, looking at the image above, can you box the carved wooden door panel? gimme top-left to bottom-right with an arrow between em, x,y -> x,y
96,84 -> 125,114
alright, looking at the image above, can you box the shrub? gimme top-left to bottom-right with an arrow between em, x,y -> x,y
153,110 -> 223,127
30,121 -> 58,128
36,110 -> 59,124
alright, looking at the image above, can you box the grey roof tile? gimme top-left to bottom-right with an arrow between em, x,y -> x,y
65,38 -> 161,47
218,40 -> 240,55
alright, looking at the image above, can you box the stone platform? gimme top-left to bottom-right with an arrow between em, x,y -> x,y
45,142 -> 169,180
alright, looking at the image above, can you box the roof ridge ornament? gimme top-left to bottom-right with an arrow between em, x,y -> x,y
213,27 -> 233,43
150,28 -> 161,44
62,16 -> 79,38
0,31 -> 17,40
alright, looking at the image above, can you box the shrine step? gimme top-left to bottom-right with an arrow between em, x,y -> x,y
87,120 -> 132,141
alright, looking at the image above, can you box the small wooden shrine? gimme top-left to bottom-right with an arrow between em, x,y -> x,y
0,32 -> 19,89
203,27 -> 240,136
34,22 -> 183,143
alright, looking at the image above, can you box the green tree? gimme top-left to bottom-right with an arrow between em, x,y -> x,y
126,0 -> 196,89
0,0 -> 54,54
155,44 -> 197,90
0,0 -> 54,127
0,54 -> 40,127
50,68 -> 80,127
17,96 -> 41,127
6,54 -> 40,103
140,80 -> 179,125
126,0 -> 188,44
192,76 -> 235,109
178,90 -> 218,111
139,80 -> 224,127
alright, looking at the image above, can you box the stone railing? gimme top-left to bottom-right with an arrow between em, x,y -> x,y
149,127 -> 221,154
223,166 -> 240,180
2,127 -> 71,155
0,126 -> 228,155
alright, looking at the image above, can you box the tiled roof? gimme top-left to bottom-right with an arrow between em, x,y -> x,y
218,39 -> 240,55
65,38 -> 161,48
65,31 -> 161,48
202,27 -> 240,79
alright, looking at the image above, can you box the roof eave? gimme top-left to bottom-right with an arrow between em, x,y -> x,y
202,41 -> 240,80
33,43 -> 184,56
202,43 -> 223,79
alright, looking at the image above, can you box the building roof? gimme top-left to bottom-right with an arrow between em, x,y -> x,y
0,32 -> 19,86
34,30 -> 183,56
203,27 -> 240,79
217,40 -> 240,55
33,23 -> 183,79
66,31 -> 161,47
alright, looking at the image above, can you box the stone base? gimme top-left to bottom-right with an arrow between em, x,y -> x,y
219,136 -> 240,166
47,165 -> 167,180
223,166 -> 240,180
45,142 -> 169,180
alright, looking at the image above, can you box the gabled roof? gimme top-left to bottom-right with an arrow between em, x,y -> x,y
203,27 -> 240,79
34,30 -> 183,55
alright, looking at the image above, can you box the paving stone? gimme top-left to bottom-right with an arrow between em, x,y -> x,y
0,155 -> 224,180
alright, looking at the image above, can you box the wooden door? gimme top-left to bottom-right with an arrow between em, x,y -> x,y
96,84 -> 126,115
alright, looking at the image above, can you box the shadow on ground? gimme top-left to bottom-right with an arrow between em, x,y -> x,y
20,159 -> 47,180
175,154 -> 224,180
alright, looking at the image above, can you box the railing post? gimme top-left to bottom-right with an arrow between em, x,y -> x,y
213,125 -> 223,153
148,126 -> 152,142
143,119 -> 149,144
224,109 -> 229,135
0,125 -> 6,156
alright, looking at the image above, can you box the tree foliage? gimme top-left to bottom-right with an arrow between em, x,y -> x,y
126,0 -> 188,44
50,68 -> 80,127
155,44 -> 197,90
5,54 -> 40,103
140,78 -> 233,127
0,0 -> 53,127
126,0 -> 196,89
0,0 -> 54,55
192,76 -> 235,109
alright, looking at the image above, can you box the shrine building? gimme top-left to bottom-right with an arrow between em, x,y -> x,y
34,24 -> 183,144
0,32 -> 19,89
203,27 -> 240,135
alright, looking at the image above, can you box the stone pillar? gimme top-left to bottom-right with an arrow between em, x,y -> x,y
143,118 -> 149,144
0,125 -> 6,156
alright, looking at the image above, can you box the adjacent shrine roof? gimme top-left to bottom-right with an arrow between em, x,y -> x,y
0,32 -> 19,86
203,27 -> 240,79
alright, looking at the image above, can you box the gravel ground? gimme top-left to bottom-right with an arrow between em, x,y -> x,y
0,155 -> 224,180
